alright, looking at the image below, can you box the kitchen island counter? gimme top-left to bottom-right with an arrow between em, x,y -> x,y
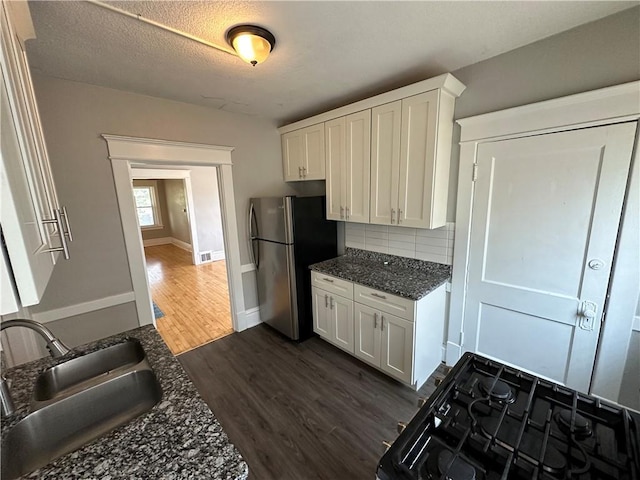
2,325 -> 248,479
310,248 -> 451,300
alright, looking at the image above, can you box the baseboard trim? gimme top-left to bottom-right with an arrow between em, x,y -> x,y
211,250 -> 225,261
31,292 -> 136,324
143,237 -> 172,247
171,238 -> 192,252
243,307 -> 261,329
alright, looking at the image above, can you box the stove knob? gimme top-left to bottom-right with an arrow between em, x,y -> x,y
434,377 -> 444,387
444,366 -> 452,375
382,440 -> 392,451
417,397 -> 427,408
397,422 -> 407,434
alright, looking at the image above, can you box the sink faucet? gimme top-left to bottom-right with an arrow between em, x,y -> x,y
0,319 -> 71,417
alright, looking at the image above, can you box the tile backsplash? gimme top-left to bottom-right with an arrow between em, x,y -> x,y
344,222 -> 455,265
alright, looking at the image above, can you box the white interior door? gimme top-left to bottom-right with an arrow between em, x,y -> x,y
463,122 -> 637,393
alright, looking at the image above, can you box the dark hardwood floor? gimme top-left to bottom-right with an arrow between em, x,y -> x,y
179,324 -> 446,480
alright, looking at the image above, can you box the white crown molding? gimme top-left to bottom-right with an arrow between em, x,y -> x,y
278,73 -> 466,134
457,81 -> 640,143
102,134 -> 235,165
131,168 -> 191,179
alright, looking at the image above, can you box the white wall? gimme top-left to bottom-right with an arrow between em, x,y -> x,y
163,179 -> 191,245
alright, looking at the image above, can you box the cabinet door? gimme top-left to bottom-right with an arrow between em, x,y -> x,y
282,129 -> 304,181
312,287 -> 331,339
354,303 -> 381,367
329,294 -> 354,353
325,117 -> 346,220
397,90 -> 439,228
345,110 -> 370,223
301,124 -> 325,180
380,313 -> 414,384
370,101 -> 401,226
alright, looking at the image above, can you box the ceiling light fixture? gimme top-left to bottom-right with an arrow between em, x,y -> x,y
226,25 -> 276,66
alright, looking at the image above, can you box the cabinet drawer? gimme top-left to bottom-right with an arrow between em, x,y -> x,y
311,272 -> 353,300
354,285 -> 414,321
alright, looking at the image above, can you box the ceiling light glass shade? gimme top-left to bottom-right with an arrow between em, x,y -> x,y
226,25 -> 276,66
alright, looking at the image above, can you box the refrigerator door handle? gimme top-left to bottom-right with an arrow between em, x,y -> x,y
248,202 -> 260,268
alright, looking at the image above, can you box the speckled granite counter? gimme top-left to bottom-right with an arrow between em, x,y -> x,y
2,325 -> 248,479
310,248 -> 451,300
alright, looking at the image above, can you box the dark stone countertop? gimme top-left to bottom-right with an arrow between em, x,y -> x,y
2,325 -> 248,479
310,248 -> 451,300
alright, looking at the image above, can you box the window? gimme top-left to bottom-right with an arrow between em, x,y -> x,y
133,184 -> 163,229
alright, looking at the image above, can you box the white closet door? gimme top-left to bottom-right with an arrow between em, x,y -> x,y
463,122 -> 636,393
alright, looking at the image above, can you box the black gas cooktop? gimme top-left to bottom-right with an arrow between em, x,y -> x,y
377,353 -> 640,480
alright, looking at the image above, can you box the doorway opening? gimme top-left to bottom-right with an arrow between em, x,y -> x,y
130,167 -> 233,355
104,135 -> 249,357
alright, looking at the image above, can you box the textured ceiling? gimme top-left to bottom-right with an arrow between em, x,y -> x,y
25,1 -> 636,125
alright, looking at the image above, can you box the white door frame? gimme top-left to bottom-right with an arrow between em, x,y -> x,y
102,134 -> 246,332
448,81 -> 640,399
130,168 -> 201,266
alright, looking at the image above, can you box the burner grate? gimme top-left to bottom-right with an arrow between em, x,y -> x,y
378,353 -> 640,480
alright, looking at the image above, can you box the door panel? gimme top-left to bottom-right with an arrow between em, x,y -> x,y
354,303 -> 381,366
282,131 -> 303,181
256,240 -> 294,337
330,294 -> 354,353
370,101 -> 401,225
345,110 -> 371,223
302,124 -> 325,180
464,123 -> 637,393
381,313 -> 413,384
325,118 -> 345,221
250,197 -> 288,243
398,91 -> 438,228
312,287 -> 330,339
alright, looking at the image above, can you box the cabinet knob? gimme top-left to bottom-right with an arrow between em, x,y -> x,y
397,422 -> 407,434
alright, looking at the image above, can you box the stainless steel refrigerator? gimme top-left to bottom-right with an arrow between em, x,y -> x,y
249,196 -> 337,340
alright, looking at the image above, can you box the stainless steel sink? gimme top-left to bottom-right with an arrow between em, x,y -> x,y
33,339 -> 147,403
1,369 -> 162,480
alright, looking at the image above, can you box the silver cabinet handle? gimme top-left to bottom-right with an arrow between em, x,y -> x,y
398,208 -> 403,224
330,296 -> 334,309
298,166 -> 302,178
391,208 -> 395,224
302,166 -> 307,178
340,206 -> 344,219
374,312 -> 378,329
42,209 -> 70,259
60,206 -> 73,241
381,316 -> 385,331
323,277 -> 334,283
325,294 -> 329,308
371,292 -> 387,299
345,206 -> 350,220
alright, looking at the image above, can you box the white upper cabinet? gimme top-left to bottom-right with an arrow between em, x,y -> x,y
282,123 -> 325,181
370,101 -> 402,225
1,0 -> 71,310
372,90 -> 454,229
279,74 -> 464,228
325,111 -> 371,223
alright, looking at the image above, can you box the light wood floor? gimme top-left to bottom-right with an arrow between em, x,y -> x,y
145,244 -> 233,355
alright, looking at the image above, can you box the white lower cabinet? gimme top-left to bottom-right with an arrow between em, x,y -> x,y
312,271 -> 446,389
311,286 -> 354,353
